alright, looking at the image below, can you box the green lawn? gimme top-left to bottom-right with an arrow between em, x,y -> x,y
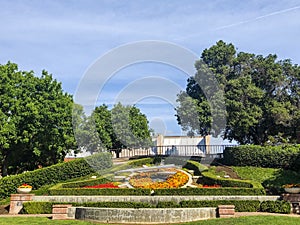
0,216 -> 299,225
233,166 -> 300,186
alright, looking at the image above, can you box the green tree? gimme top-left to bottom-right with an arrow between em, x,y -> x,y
90,103 -> 152,157
176,41 -> 300,145
0,62 -> 76,175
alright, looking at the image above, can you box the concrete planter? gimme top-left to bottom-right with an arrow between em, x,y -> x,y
284,188 -> 300,194
17,188 -> 32,194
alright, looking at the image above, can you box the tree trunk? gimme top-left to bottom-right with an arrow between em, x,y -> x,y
1,156 -> 8,176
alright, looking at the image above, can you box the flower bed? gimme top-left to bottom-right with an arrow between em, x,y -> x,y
129,169 -> 189,189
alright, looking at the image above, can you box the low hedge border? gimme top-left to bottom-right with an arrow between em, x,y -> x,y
22,200 -> 290,214
48,186 -> 265,196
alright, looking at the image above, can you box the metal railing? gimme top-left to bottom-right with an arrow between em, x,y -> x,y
110,145 -> 237,158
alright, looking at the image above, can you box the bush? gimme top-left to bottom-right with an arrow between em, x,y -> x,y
223,145 -> 300,169
260,201 -> 291,214
201,171 -> 255,188
0,152 -> 112,199
21,201 -> 154,214
156,201 -> 180,208
180,200 -> 260,212
61,177 -> 111,188
127,157 -> 156,167
153,187 -> 265,196
22,200 -> 289,214
21,202 -> 53,214
48,186 -> 151,195
183,160 -> 208,175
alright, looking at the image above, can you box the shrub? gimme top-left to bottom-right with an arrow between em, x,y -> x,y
0,152 -> 112,199
21,201 -> 154,214
183,160 -> 208,175
61,177 -> 111,188
48,186 -> 151,195
127,157 -> 156,167
260,201 -> 291,214
180,200 -> 260,212
153,187 -> 265,196
223,145 -> 300,169
21,202 -> 53,214
156,201 -> 180,208
201,171 -> 255,188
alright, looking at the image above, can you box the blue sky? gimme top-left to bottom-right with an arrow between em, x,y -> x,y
1,0 -> 300,136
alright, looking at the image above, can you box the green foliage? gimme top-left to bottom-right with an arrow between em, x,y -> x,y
153,187 -> 265,196
0,62 -> 78,175
127,157 -> 156,167
260,201 -> 291,214
2,215 -> 300,225
21,202 -> 53,214
156,201 -> 180,208
48,187 -> 151,196
23,200 -> 289,214
176,40 -> 300,144
201,171 -> 256,188
180,200 -> 260,212
183,160 -> 208,175
0,152 -> 112,199
61,177 -> 111,188
223,145 -> 300,170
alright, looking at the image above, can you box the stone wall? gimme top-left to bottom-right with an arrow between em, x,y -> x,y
72,207 -> 216,224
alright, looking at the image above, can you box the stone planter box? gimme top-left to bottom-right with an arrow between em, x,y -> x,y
284,188 -> 300,194
17,188 -> 32,194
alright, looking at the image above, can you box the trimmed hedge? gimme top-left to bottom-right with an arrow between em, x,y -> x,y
48,185 -> 265,196
153,187 -> 265,196
201,171 -> 255,188
21,201 -> 154,214
0,152 -> 112,199
48,186 -> 151,195
223,145 -> 300,170
260,200 -> 291,214
61,177 -> 111,188
22,200 -> 290,214
183,160 -> 208,175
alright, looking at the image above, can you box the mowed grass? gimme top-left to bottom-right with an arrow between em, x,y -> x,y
233,166 -> 300,186
0,216 -> 299,225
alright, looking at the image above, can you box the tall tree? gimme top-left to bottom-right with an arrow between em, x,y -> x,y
90,103 -> 152,157
0,62 -> 76,175
176,41 -> 300,145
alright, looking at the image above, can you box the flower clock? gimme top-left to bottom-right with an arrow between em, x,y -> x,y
129,169 -> 189,189
17,183 -> 32,194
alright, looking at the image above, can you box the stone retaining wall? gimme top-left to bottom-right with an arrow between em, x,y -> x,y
72,207 -> 217,224
33,195 -> 280,204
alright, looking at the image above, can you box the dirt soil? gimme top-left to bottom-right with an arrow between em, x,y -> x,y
0,205 -> 9,214
215,166 -> 241,179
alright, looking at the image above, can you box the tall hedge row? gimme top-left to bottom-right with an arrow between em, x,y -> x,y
223,145 -> 300,170
0,152 -> 112,199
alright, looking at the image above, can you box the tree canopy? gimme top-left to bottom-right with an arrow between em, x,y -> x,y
176,40 -> 300,145
92,103 -> 152,151
0,62 -> 76,175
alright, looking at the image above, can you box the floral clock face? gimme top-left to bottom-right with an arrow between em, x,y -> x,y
129,169 -> 189,189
